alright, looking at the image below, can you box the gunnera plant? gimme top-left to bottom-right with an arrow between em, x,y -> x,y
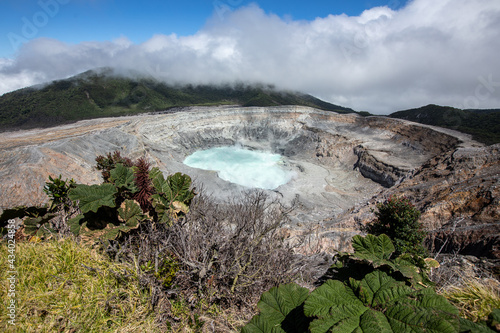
242,234 -> 496,333
67,153 -> 196,241
95,150 -> 134,182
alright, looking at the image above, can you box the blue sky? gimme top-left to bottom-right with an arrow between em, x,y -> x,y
1,0 -> 499,113
0,0 -> 409,57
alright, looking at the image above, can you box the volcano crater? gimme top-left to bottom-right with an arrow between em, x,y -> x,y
0,106 -> 467,228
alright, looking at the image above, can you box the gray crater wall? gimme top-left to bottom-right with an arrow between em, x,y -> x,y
0,106 -> 462,226
130,106 -> 460,224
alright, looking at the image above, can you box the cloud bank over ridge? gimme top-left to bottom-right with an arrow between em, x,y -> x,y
1,0 -> 500,114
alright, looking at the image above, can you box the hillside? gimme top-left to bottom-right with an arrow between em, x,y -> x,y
0,68 -> 355,131
390,104 -> 500,145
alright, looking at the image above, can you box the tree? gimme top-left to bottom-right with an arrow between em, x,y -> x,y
364,195 -> 427,257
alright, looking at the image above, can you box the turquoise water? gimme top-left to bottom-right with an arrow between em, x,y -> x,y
183,146 -> 292,189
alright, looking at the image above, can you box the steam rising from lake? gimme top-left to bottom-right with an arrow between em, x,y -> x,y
183,146 -> 293,190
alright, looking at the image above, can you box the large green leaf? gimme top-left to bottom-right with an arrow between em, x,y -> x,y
242,283 -> 310,333
69,183 -> 117,214
243,234 -> 464,333
357,270 -> 412,308
306,271 -> 460,333
150,168 -> 173,199
117,199 -> 146,227
349,234 -> 424,286
150,170 -> 195,223
305,279 -> 368,332
386,303 -> 458,333
359,309 -> 392,332
369,276 -> 459,332
458,317 -> 496,333
242,315 -> 285,333
151,193 -> 171,224
67,214 -> 84,235
148,166 -> 163,182
167,172 -> 195,203
109,163 -> 137,193
352,234 -> 395,262
390,257 -> 424,284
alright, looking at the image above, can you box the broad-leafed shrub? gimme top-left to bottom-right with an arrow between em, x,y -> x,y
67,153 -> 196,241
242,234 -> 496,333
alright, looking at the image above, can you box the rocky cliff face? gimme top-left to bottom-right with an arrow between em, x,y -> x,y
1,106 -> 496,258
326,143 -> 500,258
404,144 -> 500,259
353,145 -> 412,187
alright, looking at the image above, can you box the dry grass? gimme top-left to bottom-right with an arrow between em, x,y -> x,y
0,236 -> 255,333
441,276 -> 500,323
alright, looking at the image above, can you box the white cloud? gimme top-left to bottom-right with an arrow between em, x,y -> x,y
1,0 -> 499,114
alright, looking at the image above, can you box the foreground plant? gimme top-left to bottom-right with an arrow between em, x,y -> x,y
364,195 -> 427,257
0,238 -> 157,332
67,152 -> 196,241
242,234 -> 496,333
443,277 -> 500,324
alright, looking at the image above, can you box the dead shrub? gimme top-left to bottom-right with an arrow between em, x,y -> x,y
114,189 -> 304,327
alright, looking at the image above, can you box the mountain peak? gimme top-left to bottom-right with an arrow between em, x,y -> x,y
0,68 -> 356,132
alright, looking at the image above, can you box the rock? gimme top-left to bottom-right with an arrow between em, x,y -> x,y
431,253 -> 500,288
353,145 -> 412,187
337,143 -> 500,258
1,106 -> 496,258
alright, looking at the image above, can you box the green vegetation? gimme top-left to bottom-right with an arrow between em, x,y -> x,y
43,175 -> 76,211
390,104 -> 500,145
0,238 -> 157,332
0,68 -> 356,131
443,277 -> 500,323
242,234 -> 496,333
2,152 -> 196,242
67,153 -> 196,241
2,151 -> 499,332
363,195 -> 427,258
